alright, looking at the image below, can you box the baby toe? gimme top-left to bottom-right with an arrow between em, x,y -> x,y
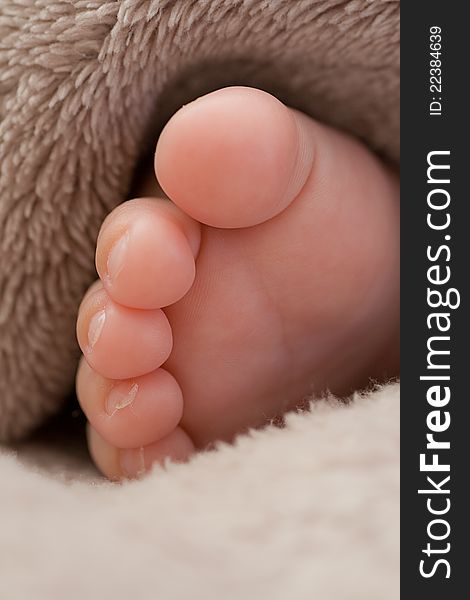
76,284 -> 172,380
76,359 -> 184,449
96,198 -> 200,310
87,425 -> 195,481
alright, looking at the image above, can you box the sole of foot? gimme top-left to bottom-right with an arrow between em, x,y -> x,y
76,87 -> 399,480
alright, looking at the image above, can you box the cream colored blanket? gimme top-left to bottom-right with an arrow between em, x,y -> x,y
0,2 -> 399,597
2,385 -> 399,600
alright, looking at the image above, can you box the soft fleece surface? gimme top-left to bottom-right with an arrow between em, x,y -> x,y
1,385 -> 399,600
0,1 -> 399,597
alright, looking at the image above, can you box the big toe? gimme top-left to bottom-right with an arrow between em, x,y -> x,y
155,86 -> 313,229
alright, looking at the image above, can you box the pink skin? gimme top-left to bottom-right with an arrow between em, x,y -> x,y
75,87 -> 399,481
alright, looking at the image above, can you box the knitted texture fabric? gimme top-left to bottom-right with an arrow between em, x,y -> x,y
0,0 -> 399,440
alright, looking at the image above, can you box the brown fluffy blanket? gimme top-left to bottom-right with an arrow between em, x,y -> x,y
0,0 -> 399,440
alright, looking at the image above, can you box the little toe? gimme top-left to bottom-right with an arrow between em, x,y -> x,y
155,86 -> 314,229
76,359 -> 184,448
76,283 -> 172,380
96,198 -> 201,309
87,425 -> 195,481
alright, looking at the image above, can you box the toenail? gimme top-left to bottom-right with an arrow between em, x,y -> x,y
107,232 -> 129,282
87,309 -> 106,350
105,382 -> 139,416
120,447 -> 146,479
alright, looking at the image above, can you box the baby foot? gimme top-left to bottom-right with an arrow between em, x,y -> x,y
76,87 -> 399,480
